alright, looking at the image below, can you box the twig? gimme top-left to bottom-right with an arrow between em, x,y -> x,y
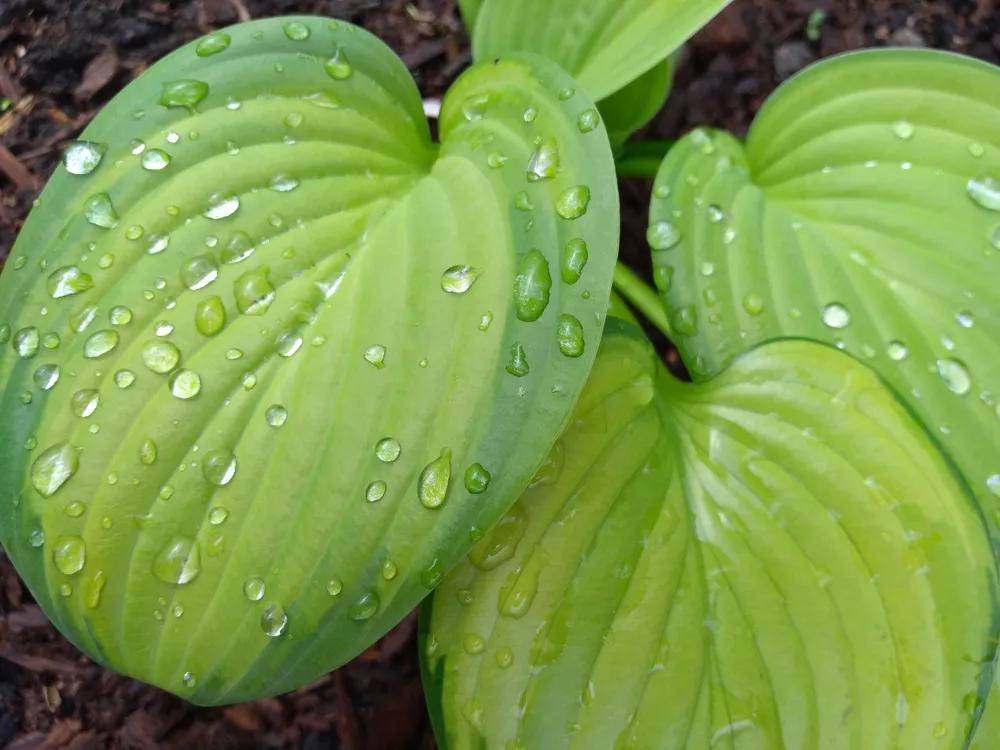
0,144 -> 40,191
228,0 -> 251,22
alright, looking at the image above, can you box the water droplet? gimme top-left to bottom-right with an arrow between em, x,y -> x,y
382,559 -> 398,580
821,303 -> 851,329
506,343 -> 529,377
234,268 -> 275,315
365,344 -> 386,369
28,529 -> 45,547
577,108 -> 600,133
648,220 -> 681,250
441,265 -> 482,293
70,304 -> 98,333
64,141 -> 106,175
933,722 -> 947,739
892,120 -> 915,140
53,535 -> 86,575
418,448 -> 452,509
152,536 -> 202,584
522,106 -> 537,123
142,340 -> 181,373
141,149 -> 171,171
158,79 -> 209,111
261,603 -> 288,636
196,32 -> 231,56
556,314 -> 585,357
84,570 -> 106,608
203,192 -> 240,219
487,151 -> 508,168
115,369 -> 136,388
513,249 -> 552,322
109,305 -> 132,326
83,330 -> 119,358
226,348 -> 244,360
244,577 -> 266,601
376,437 -> 401,462
464,633 -> 486,655
464,463 -> 491,494
463,95 -> 489,120
968,174 -> 1000,211
275,332 -> 303,358
13,327 -> 39,358
700,262 -> 715,277
324,47 -> 353,79
496,646 -> 514,669
555,186 -> 590,219
937,358 -> 972,395
478,312 -> 493,331
526,138 -> 559,181
743,294 -> 764,316
209,507 -> 229,524
269,173 -> 299,192
180,255 -> 218,291
83,193 -> 119,229
64,501 -> 85,518
560,238 -> 588,285
140,438 -> 157,466
203,450 -> 237,485
41,332 -> 60,349
33,364 -> 60,391
147,233 -> 170,254
366,480 -> 387,503
327,578 -> 343,596
265,405 -> 288,427
988,475 -> 1000,497
690,128 -> 716,154
193,295 -> 226,337
348,592 -> 379,620
159,484 -> 175,501
0,324 -> 9,344
957,311 -> 975,328
671,305 -> 698,336
71,389 -> 100,418
30,444 -> 78,499
155,320 -> 174,337
283,20 -> 311,40
970,142 -> 986,158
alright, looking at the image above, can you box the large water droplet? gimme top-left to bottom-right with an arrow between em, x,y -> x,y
938,358 -> 972,395
577,109 -> 600,133
222,230 -> 255,264
31,443 -> 79,498
158,79 -> 209,110
324,47 -> 353,79
244,577 -> 266,601
83,330 -> 119,359
376,437 -> 401,463
195,296 -> 227,337
64,141 -> 106,175
141,149 -> 171,171
261,603 -> 288,636
671,305 -> 698,336
513,249 -> 552,322
109,305 -> 133,326
366,480 -> 387,503
53,536 -> 86,575
283,20 -> 311,40
821,303 -> 851,329
648,220 -> 681,250
47,266 -> 94,299
555,186 -> 590,220
142,340 -> 181,374
152,536 -> 202,584
968,174 -> 1000,211
203,192 -> 240,220
506,343 -> 529,377
526,138 -> 559,181
196,32 -> 231,56
464,463 -> 491,494
203,449 -> 237,485
561,238 -> 588,284
418,448 -> 452,509
275,332 -> 303,357
14,327 -> 39,359
348,592 -> 379,620
234,268 -> 275,315
557,314 -> 584,357
180,255 -> 218,291
71,389 -> 100,418
83,193 -> 119,229
265,405 -> 288,427
170,369 -> 201,399
34,364 -> 60,391
441,265 -> 482,294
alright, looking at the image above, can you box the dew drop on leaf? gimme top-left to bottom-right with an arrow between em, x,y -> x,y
514,191 -> 533,211
203,192 -> 240,220
70,389 -> 100,418
647,220 -> 681,250
196,32 -> 231,56
53,536 -> 86,575
158,80 -> 209,111
462,95 -> 488,120
265,405 -> 288,427
109,305 -> 133,326
957,311 -> 975,328
275,332 -> 303,357
968,175 -> 1000,211
742,294 -> 764,316
243,577 -> 265,601
327,578 -> 343,596
202,449 -> 237,486
33,365 -> 60,391
140,438 -> 157,466
478,312 -> 493,332
64,501 -> 85,518
557,186 -> 591,219
821,303 -> 851,329
261,603 -> 288,636
85,570 -> 107,609
64,141 -> 106,175
522,106 -> 537,123
141,149 -> 171,171
366,480 -> 387,503
195,296 -> 227,337
526,138 -> 559,182
152,536 -> 202,584
348,592 -> 379,621
513,249 -> 551,322
375,437 -> 401,463
31,443 -> 79,498
671,305 -> 699,336
28,529 -> 44,547
208,507 -> 228,525
577,109 -> 600,133
937,358 -> 972,395
441,265 -> 482,294
464,463 -> 491,494
421,558 -> 444,588
382,560 -> 398,580
13,327 -> 39,358
496,646 -> 514,669
147,233 -> 170,254
115,369 -> 136,388
142,340 -> 181,373
83,330 -> 119,358
0,324 -> 9,345
557,314 -> 584,357
365,344 -> 386,369
892,120 -> 915,140
988,475 -> 1000,497
283,20 -> 311,39
180,255 -> 218,291
83,193 -> 119,229
487,152 -> 507,168
324,47 -> 353,79
506,343 -> 529,377
418,448 -> 452,509
269,174 -> 299,192
70,304 -> 98,333
234,267 -> 275,315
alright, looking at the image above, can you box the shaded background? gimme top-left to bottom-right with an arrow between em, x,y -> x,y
0,0 -> 996,747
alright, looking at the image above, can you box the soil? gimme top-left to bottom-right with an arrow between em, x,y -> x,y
0,0 -> 998,747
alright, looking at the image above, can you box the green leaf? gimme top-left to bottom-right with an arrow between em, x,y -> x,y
649,48 -> 1000,552
0,16 -> 618,704
459,0 -> 484,31
600,58 -> 675,149
424,319 -> 999,749
473,0 -> 731,102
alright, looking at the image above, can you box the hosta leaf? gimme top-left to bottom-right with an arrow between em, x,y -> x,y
424,320 -> 998,749
0,16 -> 618,704
473,0 -> 731,102
600,58 -> 675,150
649,49 -> 1000,552
459,0 -> 484,31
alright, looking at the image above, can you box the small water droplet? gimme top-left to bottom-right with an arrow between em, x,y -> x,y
970,142 -> 986,158
366,480 -> 387,502
327,578 -> 343,596
821,303 -> 851,329
365,344 -> 386,369
526,138 -> 559,181
115,369 -> 136,388
142,340 -> 180,373
141,149 -> 171,171
261,603 -> 288,636
988,475 -> 1000,497
671,305 -> 698,336
265,405 -> 288,427
422,558 -> 444,588
146,233 -> 170,255
154,320 -> 174,337
34,364 -> 60,391
180,255 -> 219,290
957,311 -> 975,328
196,32 -> 231,56
463,95 -> 489,120
269,173 -> 299,192
244,577 -> 266,601
522,106 -> 537,123
933,722 -> 947,739
513,249 -> 551,322
85,570 -> 106,608
418,448 -> 452,509
13,327 -> 39,358
275,332 -> 303,358
53,535 -> 86,575
648,220 -> 681,250
441,265 -> 482,294
324,47 -> 353,79
71,389 -> 100,418
506,343 -> 529,377
203,192 -> 240,220
555,186 -> 590,219
209,506 -> 229,524
64,141 -> 106,175
283,20 -> 311,40
561,238 -> 588,284
892,120 -> 915,140
937,358 -> 972,395
464,633 -> 486,655
83,329 -> 119,358
194,296 -> 227,337
557,314 -> 584,357
234,268 -> 275,315
158,79 -> 209,111
83,193 -> 119,229
203,450 -> 237,485
140,438 -> 157,466
743,294 -> 764,316
376,437 -> 401,462
348,592 -> 379,620
487,151 -> 508,168
478,312 -> 493,331
577,109 -> 600,133
152,536 -> 202,584
464,463 -> 491,494
109,305 -> 132,326
382,559 -> 398,580
28,529 -> 45,547
496,646 -> 514,669
64,500 -> 85,518
283,111 -> 304,128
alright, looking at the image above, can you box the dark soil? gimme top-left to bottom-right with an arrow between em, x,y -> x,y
0,0 -> 998,747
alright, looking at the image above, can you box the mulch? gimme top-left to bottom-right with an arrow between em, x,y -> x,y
0,0 -> 998,747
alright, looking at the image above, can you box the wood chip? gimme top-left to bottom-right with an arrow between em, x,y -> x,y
0,651 -> 84,675
74,47 -> 120,101
37,719 -> 82,750
0,145 -> 40,191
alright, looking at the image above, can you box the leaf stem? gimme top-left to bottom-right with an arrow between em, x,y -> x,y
613,262 -> 671,338
615,140 -> 676,179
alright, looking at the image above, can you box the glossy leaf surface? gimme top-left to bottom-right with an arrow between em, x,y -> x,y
650,49 -> 1000,551
425,320 -> 998,749
473,0 -> 730,101
0,16 -> 618,704
600,59 -> 674,149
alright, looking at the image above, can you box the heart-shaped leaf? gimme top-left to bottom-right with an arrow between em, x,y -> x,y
472,0 -> 731,102
0,16 -> 618,704
424,319 -> 998,749
649,49 -> 1000,551
600,58 -> 675,150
